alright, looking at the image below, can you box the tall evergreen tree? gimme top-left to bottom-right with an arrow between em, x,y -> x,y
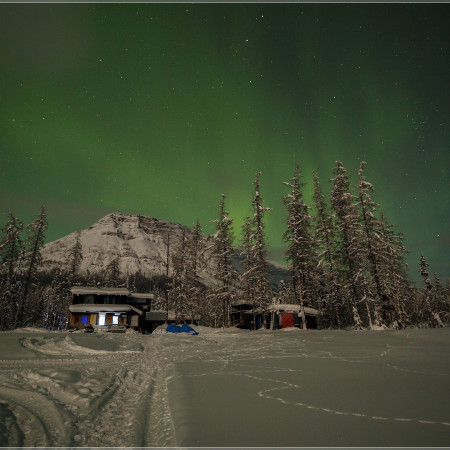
184,221 -> 206,323
171,228 -> 188,320
18,205 -> 48,326
0,212 -> 23,281
240,216 -> 257,307
356,161 -> 388,328
312,171 -> 342,328
330,162 -> 364,329
106,257 -> 121,287
432,273 -> 448,326
250,172 -> 272,327
419,254 -> 443,327
375,213 -> 410,327
211,195 -> 237,327
67,230 -> 83,285
0,213 -> 24,329
283,164 -> 317,329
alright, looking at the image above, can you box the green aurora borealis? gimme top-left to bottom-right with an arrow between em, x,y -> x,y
0,4 -> 448,282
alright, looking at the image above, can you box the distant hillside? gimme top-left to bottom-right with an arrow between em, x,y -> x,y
41,212 -> 289,289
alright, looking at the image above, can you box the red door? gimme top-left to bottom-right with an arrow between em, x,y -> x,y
280,313 -> 294,328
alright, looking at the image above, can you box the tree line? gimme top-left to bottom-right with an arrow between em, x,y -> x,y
0,160 -> 448,330
157,160 -> 449,330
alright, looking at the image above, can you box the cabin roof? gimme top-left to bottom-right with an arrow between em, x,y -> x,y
130,293 -> 155,299
71,286 -> 130,296
69,304 -> 143,315
71,286 -> 154,298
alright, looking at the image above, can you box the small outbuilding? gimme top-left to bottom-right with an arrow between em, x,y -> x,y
230,300 -> 318,330
266,304 -> 318,330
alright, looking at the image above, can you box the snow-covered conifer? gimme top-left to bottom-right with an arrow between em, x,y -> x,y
330,162 -> 365,329
18,205 -> 48,326
106,257 -> 121,287
0,213 -> 24,329
374,213 -> 410,327
419,254 -> 432,291
312,171 -> 342,328
171,228 -> 188,320
211,195 -> 237,327
283,164 -> 317,329
184,221 -> 206,324
0,212 -> 23,281
67,230 -> 83,285
419,254 -> 443,327
356,161 -> 389,328
249,173 -> 272,327
240,216 -> 257,307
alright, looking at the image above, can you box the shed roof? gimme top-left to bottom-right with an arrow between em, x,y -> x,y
266,304 -> 318,315
231,299 -> 254,307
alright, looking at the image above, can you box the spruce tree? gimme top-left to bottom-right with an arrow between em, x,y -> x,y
283,164 -> 317,329
356,161 -> 387,328
0,213 -> 23,329
375,213 -> 410,327
330,162 -> 364,329
0,212 -> 23,281
250,172 -> 272,327
277,279 -> 288,304
211,195 -> 237,327
67,230 -> 83,285
419,254 -> 443,327
184,221 -> 205,324
240,216 -> 257,307
432,273 -> 448,327
171,228 -> 188,320
106,257 -> 121,287
18,205 -> 48,326
312,171 -> 342,328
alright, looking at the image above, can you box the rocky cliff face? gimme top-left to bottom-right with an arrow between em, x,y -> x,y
41,212 -> 289,289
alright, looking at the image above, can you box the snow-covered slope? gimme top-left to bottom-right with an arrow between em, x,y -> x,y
41,212 -> 288,287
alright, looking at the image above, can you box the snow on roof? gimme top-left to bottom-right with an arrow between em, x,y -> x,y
71,286 -> 130,296
266,304 -> 319,315
69,304 -> 143,315
231,299 -> 254,307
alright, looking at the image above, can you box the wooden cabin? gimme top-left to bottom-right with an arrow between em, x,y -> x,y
69,286 -> 154,333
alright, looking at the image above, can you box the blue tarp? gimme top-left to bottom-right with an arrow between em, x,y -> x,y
166,324 -> 199,335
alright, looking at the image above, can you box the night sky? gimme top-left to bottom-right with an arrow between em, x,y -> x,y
1,4 -> 448,282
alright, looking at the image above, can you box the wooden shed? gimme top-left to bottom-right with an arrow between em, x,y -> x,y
266,304 -> 318,330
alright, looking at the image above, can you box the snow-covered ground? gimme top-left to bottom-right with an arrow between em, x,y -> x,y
0,327 -> 449,447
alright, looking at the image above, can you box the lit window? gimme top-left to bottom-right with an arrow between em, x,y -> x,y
112,315 -> 119,325
98,313 -> 106,326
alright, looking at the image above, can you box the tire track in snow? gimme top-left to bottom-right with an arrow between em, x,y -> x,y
0,386 -> 71,446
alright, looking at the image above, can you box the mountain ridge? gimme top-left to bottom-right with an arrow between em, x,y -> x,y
41,212 -> 288,289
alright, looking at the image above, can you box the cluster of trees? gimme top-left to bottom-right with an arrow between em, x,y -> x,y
0,207 -> 84,331
170,160 -> 448,330
0,160 -> 448,331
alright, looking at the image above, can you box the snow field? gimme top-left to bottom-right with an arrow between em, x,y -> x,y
167,328 -> 450,447
0,327 -> 449,447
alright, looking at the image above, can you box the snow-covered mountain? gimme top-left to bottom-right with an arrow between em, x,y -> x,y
41,212 -> 288,288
